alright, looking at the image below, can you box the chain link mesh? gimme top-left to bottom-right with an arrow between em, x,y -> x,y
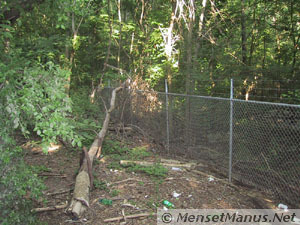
232,100 -> 300,207
99,87 -> 300,208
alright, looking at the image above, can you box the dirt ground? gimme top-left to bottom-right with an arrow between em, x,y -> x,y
23,135 -> 276,225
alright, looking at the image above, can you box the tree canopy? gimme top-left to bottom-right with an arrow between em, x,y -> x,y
1,0 -> 299,98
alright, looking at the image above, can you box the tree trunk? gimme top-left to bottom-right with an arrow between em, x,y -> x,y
241,0 -> 247,65
185,0 -> 195,147
68,82 -> 127,218
99,0 -> 113,87
117,0 -> 122,74
248,2 -> 257,67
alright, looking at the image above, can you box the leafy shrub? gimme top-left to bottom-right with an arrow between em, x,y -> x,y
0,145 -> 45,225
1,61 -> 83,149
128,146 -> 152,160
70,85 -> 106,147
0,54 -> 81,223
102,139 -> 129,156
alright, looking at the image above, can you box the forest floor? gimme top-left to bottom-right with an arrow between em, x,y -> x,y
23,133 -> 276,225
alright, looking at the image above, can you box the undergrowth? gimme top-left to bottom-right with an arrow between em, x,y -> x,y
102,139 -> 167,178
0,145 -> 46,225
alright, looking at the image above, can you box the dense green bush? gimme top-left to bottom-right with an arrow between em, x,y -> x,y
0,144 -> 45,225
1,61 -> 83,149
0,55 -> 80,223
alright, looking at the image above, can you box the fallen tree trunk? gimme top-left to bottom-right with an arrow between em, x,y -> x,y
120,160 -> 196,169
32,203 -> 68,213
67,82 -> 127,218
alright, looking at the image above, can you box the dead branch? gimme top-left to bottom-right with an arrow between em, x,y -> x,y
32,202 -> 68,213
47,188 -> 73,196
108,178 -> 142,186
121,203 -> 137,209
91,196 -> 136,205
108,126 -> 133,132
104,212 -> 154,223
38,173 -> 67,178
68,81 -> 128,218
120,160 -> 196,169
104,63 -> 128,75
127,124 -> 147,137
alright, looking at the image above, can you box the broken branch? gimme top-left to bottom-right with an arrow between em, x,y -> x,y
68,80 -> 128,218
32,202 -> 68,213
120,160 -> 196,169
104,212 -> 155,223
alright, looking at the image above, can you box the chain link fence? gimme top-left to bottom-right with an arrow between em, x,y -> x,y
99,86 -> 300,208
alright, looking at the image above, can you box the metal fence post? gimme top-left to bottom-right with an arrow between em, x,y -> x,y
229,78 -> 233,182
165,79 -> 170,154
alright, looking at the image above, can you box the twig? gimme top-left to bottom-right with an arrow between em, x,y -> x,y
122,203 -> 138,209
32,202 -> 68,213
127,124 -> 147,137
260,152 -> 271,170
47,188 -> 73,196
91,196 -> 136,206
104,63 -> 128,74
104,212 -> 155,223
260,152 -> 300,193
109,178 -> 142,186
111,196 -> 136,201
38,173 -> 67,178
99,95 -> 108,112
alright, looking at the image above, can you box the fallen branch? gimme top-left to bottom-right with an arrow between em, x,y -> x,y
91,196 -> 136,205
111,196 -> 136,201
38,173 -> 67,178
191,169 -> 236,188
104,63 -> 128,75
68,81 -> 128,218
47,188 -> 73,196
104,212 -> 154,223
108,126 -> 133,132
32,202 -> 68,213
120,160 -> 196,169
121,203 -> 137,209
108,178 -> 142,186
127,124 -> 147,137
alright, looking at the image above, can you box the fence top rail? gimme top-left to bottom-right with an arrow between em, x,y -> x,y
103,87 -> 300,108
134,89 -> 231,101
232,98 -> 300,108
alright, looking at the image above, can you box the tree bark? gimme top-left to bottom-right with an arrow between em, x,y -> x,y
185,0 -> 195,146
99,0 -> 113,87
241,0 -> 247,65
68,81 -> 127,218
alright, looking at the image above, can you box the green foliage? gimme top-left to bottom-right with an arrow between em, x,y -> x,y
32,165 -> 52,173
128,146 -> 152,160
2,0 -> 300,102
0,145 -> 45,225
110,189 -> 121,197
107,161 -> 123,170
146,198 -> 160,210
126,163 -> 168,178
103,139 -> 163,177
103,140 -> 152,160
102,139 -> 129,156
93,180 -> 109,191
71,86 -> 103,146
1,60 -> 82,150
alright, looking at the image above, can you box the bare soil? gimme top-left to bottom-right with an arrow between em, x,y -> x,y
23,135 -> 276,225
